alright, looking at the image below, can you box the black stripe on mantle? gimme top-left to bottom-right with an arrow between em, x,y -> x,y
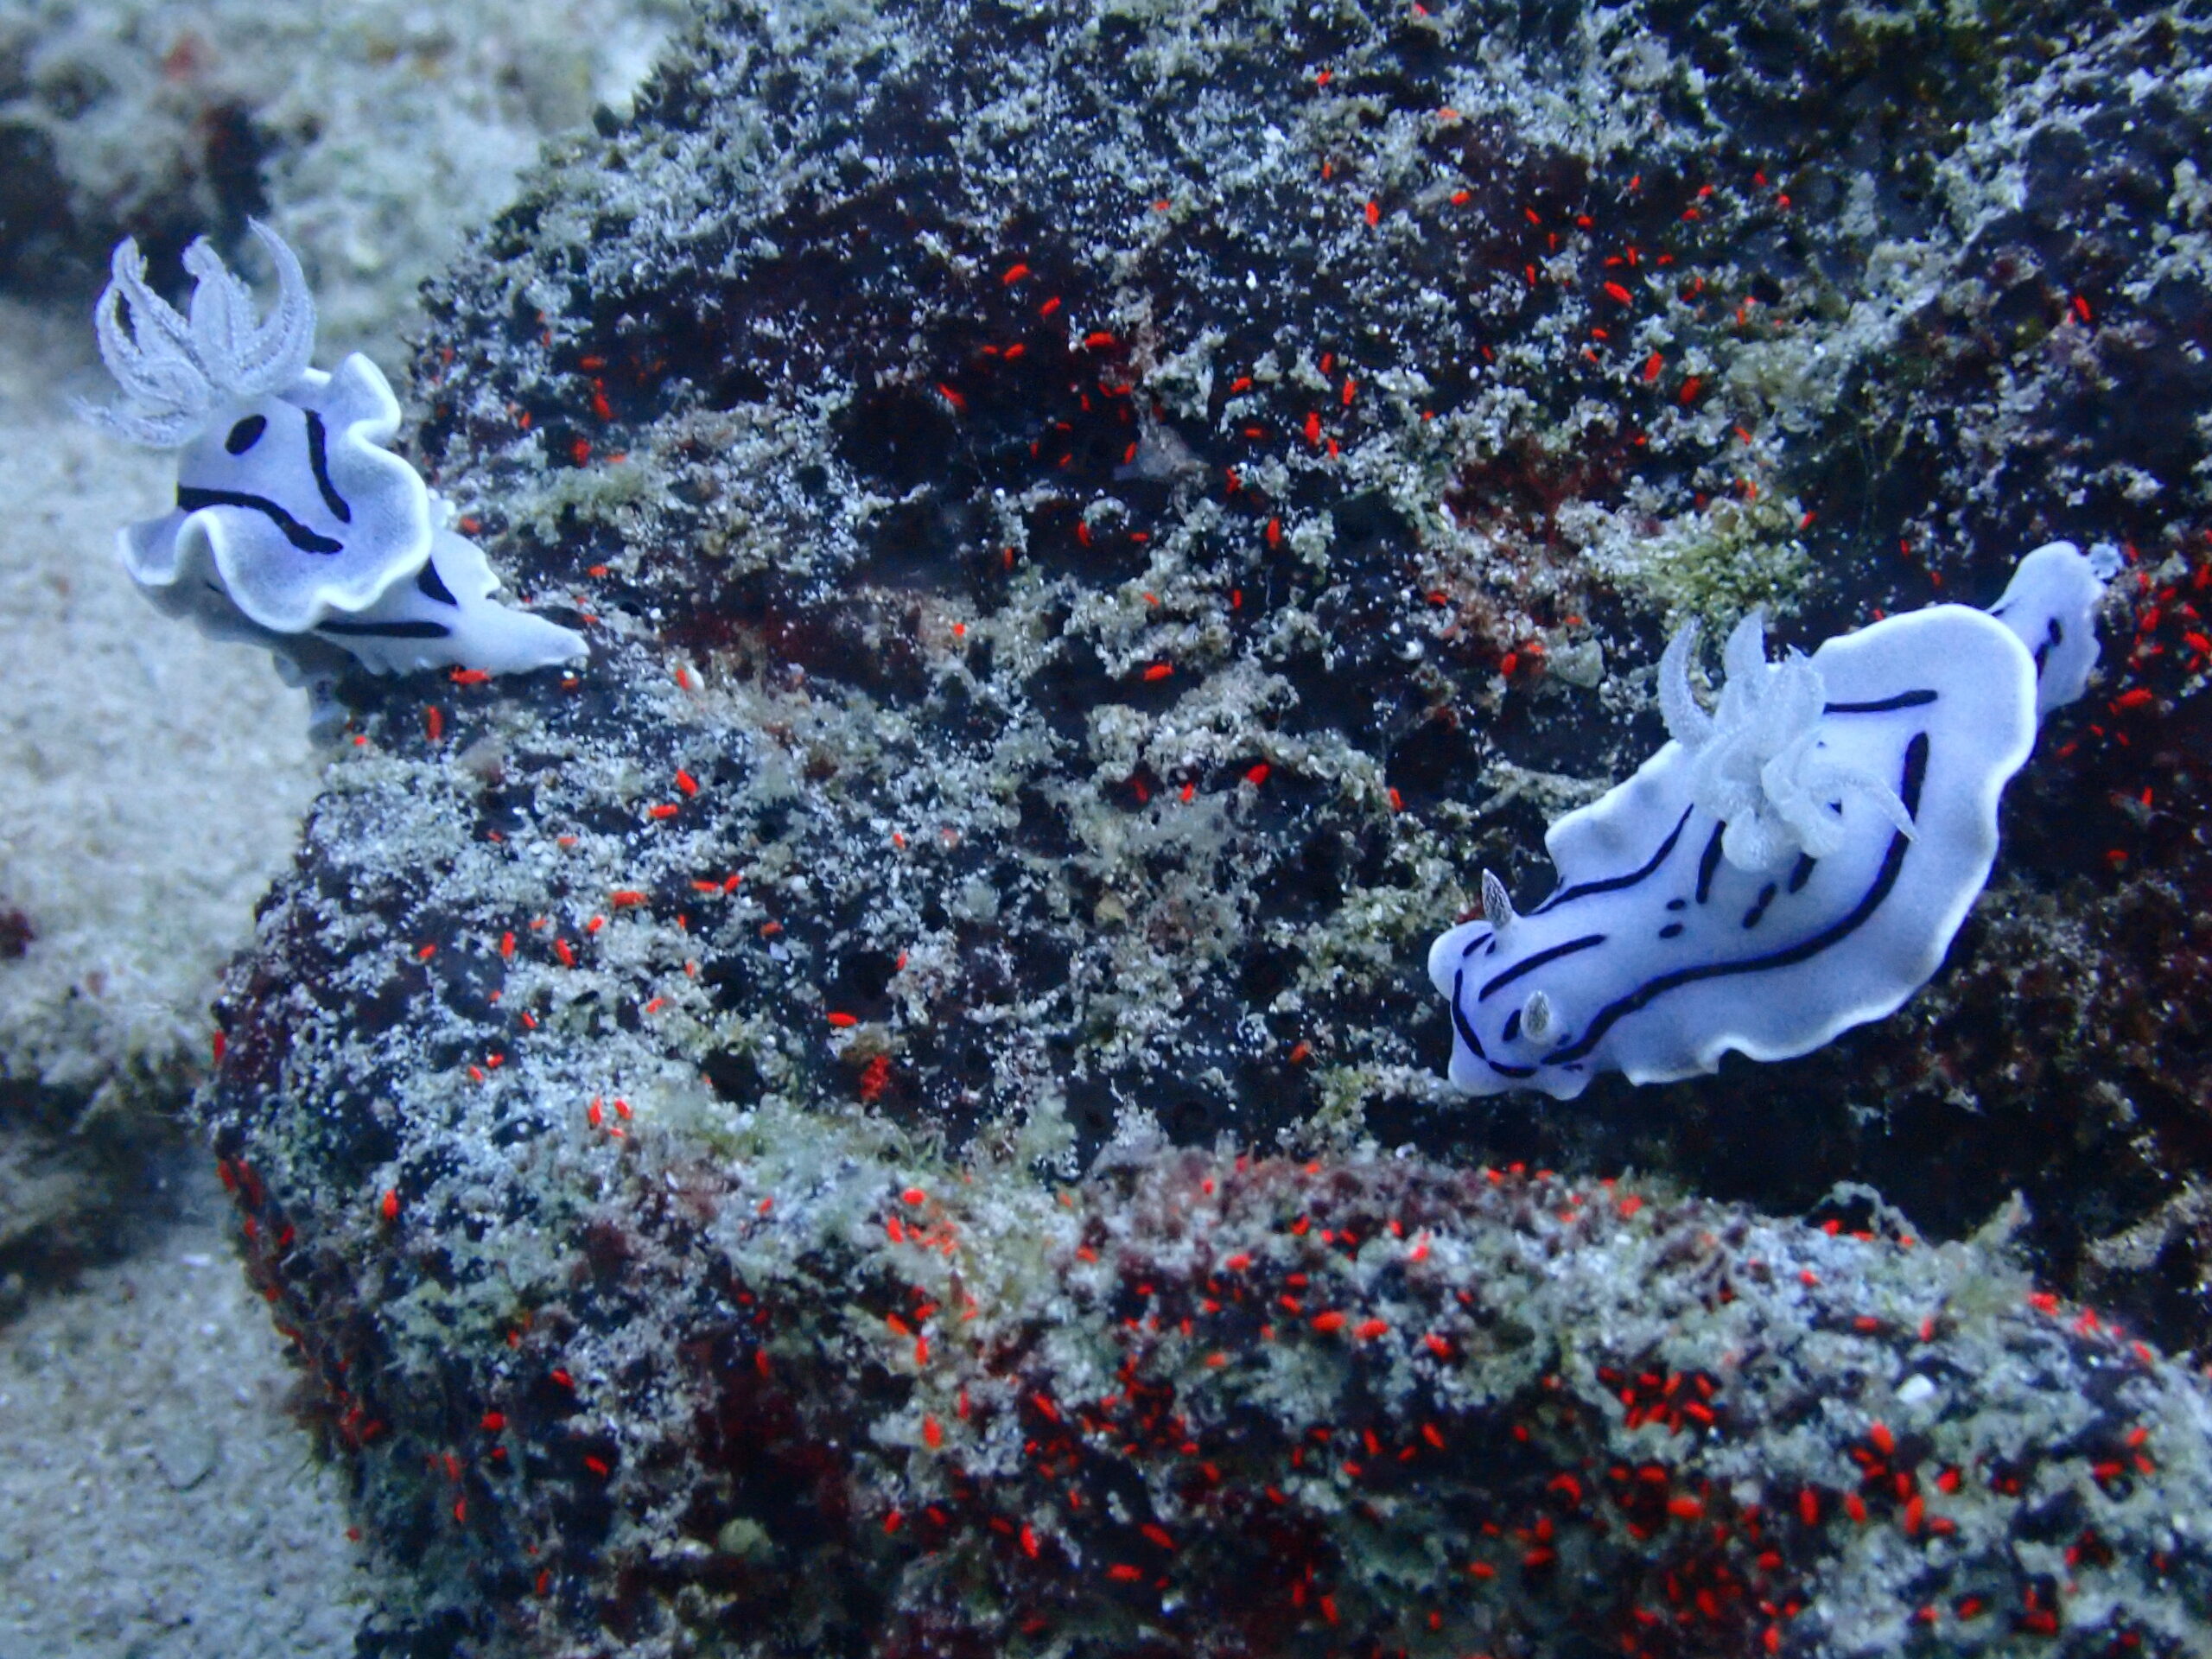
1539,731 -> 1930,1069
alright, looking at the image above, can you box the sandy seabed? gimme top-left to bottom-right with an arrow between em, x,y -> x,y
0,0 -> 676,1647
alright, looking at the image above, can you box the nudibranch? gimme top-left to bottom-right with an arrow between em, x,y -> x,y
81,221 -> 587,678
1431,542 -> 2118,1098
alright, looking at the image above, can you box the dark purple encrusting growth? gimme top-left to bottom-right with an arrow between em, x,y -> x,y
195,0 -> 2212,1651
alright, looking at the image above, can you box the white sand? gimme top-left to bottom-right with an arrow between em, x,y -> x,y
0,296 -> 321,1104
0,1 -> 678,1647
0,1183 -> 371,1658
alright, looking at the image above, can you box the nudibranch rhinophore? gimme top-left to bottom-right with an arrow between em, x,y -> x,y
1430,542 -> 2118,1099
80,221 -> 587,679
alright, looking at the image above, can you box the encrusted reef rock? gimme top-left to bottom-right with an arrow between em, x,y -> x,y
198,0 -> 2212,1652
226,1135 -> 2212,1657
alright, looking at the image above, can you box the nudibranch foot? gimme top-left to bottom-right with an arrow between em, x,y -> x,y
309,522 -> 590,678
1433,541 -> 2110,1098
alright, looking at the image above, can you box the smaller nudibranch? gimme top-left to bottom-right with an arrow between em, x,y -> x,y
81,221 -> 587,679
1430,542 -> 2117,1099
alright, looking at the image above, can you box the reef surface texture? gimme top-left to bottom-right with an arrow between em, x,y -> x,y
200,1 -> 2212,1654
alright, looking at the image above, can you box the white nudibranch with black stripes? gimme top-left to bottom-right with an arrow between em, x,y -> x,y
1431,542 -> 2118,1099
81,221 -> 587,679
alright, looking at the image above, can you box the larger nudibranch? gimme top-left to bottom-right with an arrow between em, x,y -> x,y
81,221 -> 587,678
1431,542 -> 2117,1098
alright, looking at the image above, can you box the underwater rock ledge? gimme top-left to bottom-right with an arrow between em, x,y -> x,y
194,0 -> 2212,1651
219,1127 -> 2212,1656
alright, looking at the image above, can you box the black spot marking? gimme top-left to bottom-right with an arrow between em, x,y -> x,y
1787,854 -> 1816,893
176,486 -> 342,554
1448,969 -> 1486,1061
224,415 -> 267,454
1694,823 -> 1726,904
1532,807 -> 1692,916
416,558 -> 457,606
303,410 -> 352,524
317,619 -> 452,639
1542,734 -> 1931,1069
1457,928 -> 1493,961
1741,881 -> 1778,929
1825,689 -> 1937,715
1665,897 -> 1687,912
2034,617 -> 2060,677
1502,1008 -> 1522,1043
1478,933 -> 1605,1002
1659,922 -> 1684,939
